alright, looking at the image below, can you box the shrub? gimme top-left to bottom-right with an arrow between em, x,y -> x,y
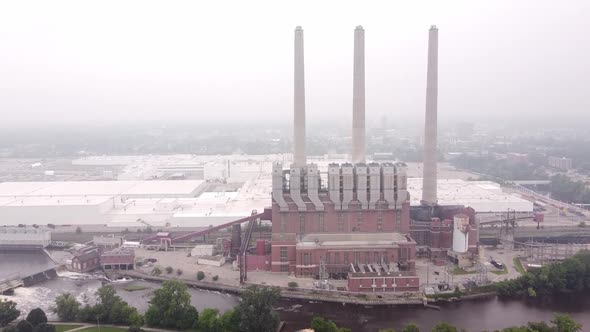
152,267 -> 162,276
16,320 -> 33,332
26,308 -> 47,327
197,271 -> 205,281
176,269 -> 183,276
165,266 -> 173,274
212,275 -> 219,281
287,281 -> 299,289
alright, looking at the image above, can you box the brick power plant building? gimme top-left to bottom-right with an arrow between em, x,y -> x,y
267,26 -> 439,292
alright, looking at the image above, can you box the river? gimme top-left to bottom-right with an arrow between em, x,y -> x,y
2,274 -> 590,332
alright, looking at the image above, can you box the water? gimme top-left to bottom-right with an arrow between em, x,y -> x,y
3,275 -> 590,332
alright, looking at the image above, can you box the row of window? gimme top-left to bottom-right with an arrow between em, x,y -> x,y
280,211 -> 402,233
299,251 -> 390,266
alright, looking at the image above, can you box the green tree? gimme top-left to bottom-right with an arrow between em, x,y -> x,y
151,267 -> 162,276
165,266 -> 173,274
145,280 -> 198,330
379,329 -> 397,332
26,308 -> 47,327
310,316 -> 339,332
0,299 -> 21,327
552,313 -> 583,332
198,308 -> 222,332
197,271 -> 205,280
402,322 -> 420,332
219,310 -> 240,332
431,322 -> 457,332
53,293 -> 80,321
94,286 -> 143,326
16,320 -> 33,332
235,285 -> 281,332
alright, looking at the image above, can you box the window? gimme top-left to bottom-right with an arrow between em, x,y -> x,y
344,252 -> 349,264
377,210 -> 383,231
280,247 -> 288,262
374,252 -> 379,262
354,252 -> 361,264
357,211 -> 363,226
280,213 -> 286,232
319,212 -> 325,232
299,213 -> 305,234
281,264 -> 288,272
334,252 -> 340,264
338,212 -> 345,231
365,252 -> 370,264
325,253 -> 331,265
303,253 -> 311,265
396,210 -> 402,226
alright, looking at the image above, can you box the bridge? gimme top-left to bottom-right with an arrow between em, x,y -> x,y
0,274 -> 23,294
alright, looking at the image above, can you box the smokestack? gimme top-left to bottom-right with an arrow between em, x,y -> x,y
293,26 -> 306,166
422,25 -> 439,205
352,25 -> 366,164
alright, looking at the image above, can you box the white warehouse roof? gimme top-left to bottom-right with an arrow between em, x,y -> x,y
407,178 -> 533,213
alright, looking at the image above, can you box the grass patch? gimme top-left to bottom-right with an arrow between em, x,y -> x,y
123,284 -> 149,292
55,325 -> 84,332
451,267 -> 474,275
491,266 -> 509,275
76,327 -> 128,332
513,257 -> 526,274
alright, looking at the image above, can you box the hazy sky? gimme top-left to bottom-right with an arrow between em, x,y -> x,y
1,0 -> 589,128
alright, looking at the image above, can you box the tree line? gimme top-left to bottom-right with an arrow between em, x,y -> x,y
0,303 -> 58,332
495,251 -> 590,298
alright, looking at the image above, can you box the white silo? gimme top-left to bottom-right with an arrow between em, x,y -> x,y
452,214 -> 469,253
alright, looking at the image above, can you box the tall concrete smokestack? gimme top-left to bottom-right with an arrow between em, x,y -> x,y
352,25 -> 366,164
422,25 -> 439,205
293,26 -> 306,166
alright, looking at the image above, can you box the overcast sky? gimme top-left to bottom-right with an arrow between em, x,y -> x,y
1,0 -> 589,129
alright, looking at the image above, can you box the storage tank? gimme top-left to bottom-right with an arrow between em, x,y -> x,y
256,239 -> 265,256
452,214 -> 469,253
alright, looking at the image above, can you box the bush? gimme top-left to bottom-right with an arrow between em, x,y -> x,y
33,323 -> 56,332
176,269 -> 183,276
197,271 -> 205,281
152,267 -> 162,276
212,275 -> 219,281
0,299 -> 21,327
287,281 -> 299,289
26,308 -> 47,327
16,320 -> 33,332
165,266 -> 173,274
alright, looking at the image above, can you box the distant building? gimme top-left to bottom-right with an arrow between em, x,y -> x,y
0,227 -> 51,249
507,153 -> 528,163
92,235 -> 123,249
100,249 -> 135,270
548,156 -> 572,171
71,249 -> 100,273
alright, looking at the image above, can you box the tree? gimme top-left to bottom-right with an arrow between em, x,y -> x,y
16,320 -> 33,332
26,308 -> 47,327
287,281 -> 299,289
176,269 -> 183,276
310,316 -> 339,332
431,322 -> 457,332
198,308 -> 222,332
219,310 -> 240,332
212,275 -> 219,281
53,293 -> 80,321
165,266 -> 173,274
379,329 -> 397,332
145,280 -> 198,330
94,286 -> 142,326
402,322 -> 420,332
235,285 -> 281,332
197,271 -> 205,280
0,299 -> 21,327
151,267 -> 162,276
552,313 -> 582,332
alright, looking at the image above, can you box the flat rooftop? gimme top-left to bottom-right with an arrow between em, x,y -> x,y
0,180 -> 204,197
407,178 -> 533,212
297,232 -> 411,249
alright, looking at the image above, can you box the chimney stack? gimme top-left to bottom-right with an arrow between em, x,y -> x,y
422,25 -> 439,205
352,26 -> 366,164
293,26 -> 306,166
